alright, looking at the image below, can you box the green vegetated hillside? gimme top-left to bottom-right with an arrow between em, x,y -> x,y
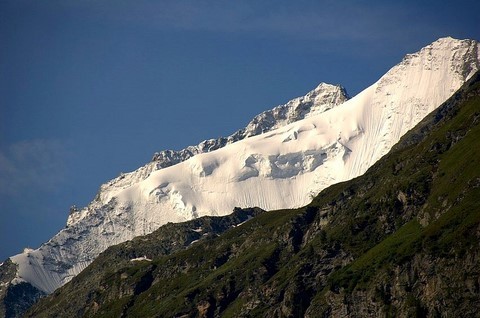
27,72 -> 480,317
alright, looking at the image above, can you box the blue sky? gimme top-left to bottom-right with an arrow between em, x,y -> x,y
1,0 -> 479,260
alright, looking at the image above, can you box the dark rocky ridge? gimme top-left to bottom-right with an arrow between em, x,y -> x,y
21,207 -> 264,317
0,260 -> 44,318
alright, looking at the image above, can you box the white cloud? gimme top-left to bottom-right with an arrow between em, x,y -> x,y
0,139 -> 68,196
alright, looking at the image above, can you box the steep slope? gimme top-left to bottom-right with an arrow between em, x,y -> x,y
2,37 -> 479,308
20,207 -> 264,318
27,70 -> 480,318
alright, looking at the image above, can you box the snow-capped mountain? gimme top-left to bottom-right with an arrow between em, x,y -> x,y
77,82 -> 348,226
9,82 -> 349,295
5,37 -> 480,297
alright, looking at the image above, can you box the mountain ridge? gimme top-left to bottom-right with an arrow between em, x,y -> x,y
26,70 -> 480,317
68,82 -> 348,228
150,82 -> 349,166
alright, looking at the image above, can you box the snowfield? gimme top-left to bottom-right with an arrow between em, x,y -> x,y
8,37 -> 480,294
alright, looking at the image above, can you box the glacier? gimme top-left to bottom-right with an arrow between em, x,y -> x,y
5,36 -> 480,295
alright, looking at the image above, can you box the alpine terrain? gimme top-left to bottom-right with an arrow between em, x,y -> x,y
27,68 -> 480,317
0,36 -> 479,317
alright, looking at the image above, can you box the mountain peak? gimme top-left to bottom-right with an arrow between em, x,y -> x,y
312,82 -> 347,94
399,37 -> 479,80
150,82 -> 348,165
434,35 -> 470,44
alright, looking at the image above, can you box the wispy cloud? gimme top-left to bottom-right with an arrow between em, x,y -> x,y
0,139 -> 68,196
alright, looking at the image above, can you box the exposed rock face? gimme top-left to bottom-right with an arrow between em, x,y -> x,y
315,251 -> 480,318
0,260 -> 44,318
